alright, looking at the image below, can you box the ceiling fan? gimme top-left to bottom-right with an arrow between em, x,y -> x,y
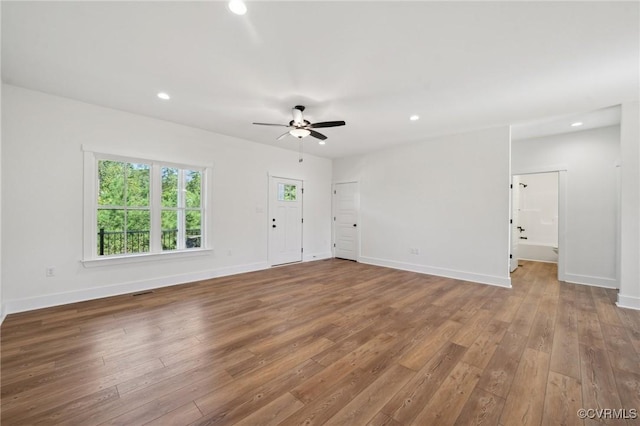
253,105 -> 346,142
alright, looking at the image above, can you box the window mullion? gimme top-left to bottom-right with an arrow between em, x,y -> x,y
151,164 -> 162,253
123,165 -> 129,254
177,169 -> 185,250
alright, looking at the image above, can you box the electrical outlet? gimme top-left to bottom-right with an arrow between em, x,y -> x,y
46,267 -> 55,277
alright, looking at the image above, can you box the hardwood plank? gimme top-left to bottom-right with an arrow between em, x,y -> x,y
144,401 -> 203,426
383,341 -> 467,424
507,298 -> 540,337
65,362 -> 234,425
577,309 -> 607,350
14,386 -> 120,425
591,287 -> 624,327
616,306 -> 640,333
612,369 -> 640,422
541,371 -> 583,426
450,309 -> 494,347
191,338 -> 332,418
191,359 -> 324,425
325,363 -> 414,425
476,330 -> 528,398
550,296 -> 581,380
461,318 -> 509,369
454,387 -> 505,426
526,292 -> 558,353
2,358 -> 165,421
494,295 -> 524,323
500,348 -> 550,426
233,392 -> 304,426
410,361 -> 482,425
579,344 -> 624,426
280,367 -> 381,425
397,320 -> 462,371
293,333 -> 397,404
599,323 -> 640,374
367,412 -> 402,426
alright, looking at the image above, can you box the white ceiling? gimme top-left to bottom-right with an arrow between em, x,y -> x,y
511,105 -> 621,141
2,1 -> 638,158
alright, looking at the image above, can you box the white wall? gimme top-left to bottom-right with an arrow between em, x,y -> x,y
618,101 -> 640,309
0,3 -> 4,323
512,126 -> 620,288
334,126 -> 512,287
1,85 -> 333,313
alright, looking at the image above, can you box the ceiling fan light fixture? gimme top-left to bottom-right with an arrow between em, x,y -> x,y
290,128 -> 311,138
318,140 -> 326,145
228,0 -> 247,15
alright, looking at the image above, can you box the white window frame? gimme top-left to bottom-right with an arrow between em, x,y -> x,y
82,148 -> 212,267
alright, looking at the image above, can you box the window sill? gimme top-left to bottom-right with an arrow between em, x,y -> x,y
82,248 -> 213,268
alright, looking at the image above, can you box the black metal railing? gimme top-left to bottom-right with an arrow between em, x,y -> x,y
98,228 -> 201,255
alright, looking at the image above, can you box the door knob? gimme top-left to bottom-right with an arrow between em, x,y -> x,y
353,224 -> 357,227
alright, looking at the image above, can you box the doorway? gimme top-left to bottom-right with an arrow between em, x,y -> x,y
511,170 -> 566,280
269,176 -> 303,266
333,182 -> 359,261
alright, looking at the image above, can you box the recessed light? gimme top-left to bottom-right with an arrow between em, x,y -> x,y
571,122 -> 583,127
409,115 -> 420,121
319,140 -> 326,145
228,0 -> 247,15
157,92 -> 170,100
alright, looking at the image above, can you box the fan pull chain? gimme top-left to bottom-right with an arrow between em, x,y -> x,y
298,139 -> 304,163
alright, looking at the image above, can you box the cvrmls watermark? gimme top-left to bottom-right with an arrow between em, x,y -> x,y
577,408 -> 638,420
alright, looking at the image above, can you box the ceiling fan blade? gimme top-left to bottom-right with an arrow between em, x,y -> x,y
276,131 -> 290,140
253,122 -> 289,127
309,129 -> 327,140
308,121 -> 346,128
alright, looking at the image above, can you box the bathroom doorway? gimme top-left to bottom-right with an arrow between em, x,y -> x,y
511,170 -> 565,280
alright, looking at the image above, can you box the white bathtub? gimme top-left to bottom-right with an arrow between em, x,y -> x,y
517,242 -> 558,263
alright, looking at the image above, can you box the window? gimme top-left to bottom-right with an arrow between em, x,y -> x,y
84,150 -> 208,262
277,183 -> 297,201
161,167 -> 202,251
98,160 -> 151,255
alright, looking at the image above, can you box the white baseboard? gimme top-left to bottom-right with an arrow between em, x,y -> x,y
3,261 -> 270,315
303,252 -> 333,262
617,294 -> 640,311
359,256 -> 512,288
564,273 -> 618,289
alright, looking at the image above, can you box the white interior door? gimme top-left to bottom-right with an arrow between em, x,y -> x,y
510,175 -> 520,272
334,182 -> 359,261
269,177 -> 303,266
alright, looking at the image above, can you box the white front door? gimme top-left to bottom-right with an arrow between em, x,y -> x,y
510,175 -> 520,272
269,176 -> 303,266
334,182 -> 359,261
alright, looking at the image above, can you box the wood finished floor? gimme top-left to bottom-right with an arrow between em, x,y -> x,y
2,260 -> 640,425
